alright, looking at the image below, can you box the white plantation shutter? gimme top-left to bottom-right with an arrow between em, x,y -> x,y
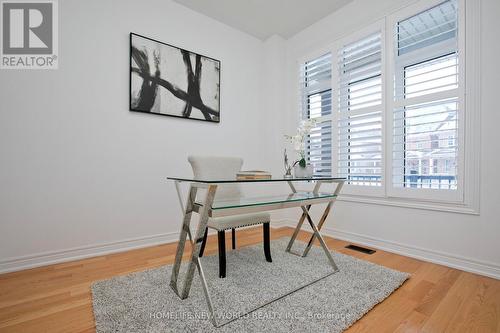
336,31 -> 383,186
299,53 -> 332,176
396,0 -> 458,56
292,0 -> 472,205
391,0 -> 460,193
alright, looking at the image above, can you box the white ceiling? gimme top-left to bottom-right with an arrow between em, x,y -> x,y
172,0 -> 354,40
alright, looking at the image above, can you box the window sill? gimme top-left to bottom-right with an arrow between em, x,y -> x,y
338,194 -> 479,215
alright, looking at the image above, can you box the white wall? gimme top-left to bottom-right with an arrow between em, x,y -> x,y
282,0 -> 500,278
1,0 -> 499,279
0,0 -> 270,270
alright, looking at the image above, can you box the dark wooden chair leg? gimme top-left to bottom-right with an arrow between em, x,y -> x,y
231,228 -> 236,250
218,230 -> 226,278
263,222 -> 272,262
199,228 -> 208,257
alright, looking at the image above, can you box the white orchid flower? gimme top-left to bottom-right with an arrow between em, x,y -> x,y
284,117 -> 318,163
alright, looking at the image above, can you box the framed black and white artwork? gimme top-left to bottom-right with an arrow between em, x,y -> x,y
129,33 -> 220,123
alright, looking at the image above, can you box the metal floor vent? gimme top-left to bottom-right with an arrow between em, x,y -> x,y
345,244 -> 376,254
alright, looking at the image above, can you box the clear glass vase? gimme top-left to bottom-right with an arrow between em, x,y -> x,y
293,165 -> 313,178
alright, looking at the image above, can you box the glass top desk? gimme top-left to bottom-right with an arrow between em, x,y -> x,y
167,176 -> 345,327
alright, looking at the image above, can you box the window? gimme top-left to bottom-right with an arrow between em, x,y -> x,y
335,30 -> 384,189
390,0 -> 462,198
448,135 -> 454,147
295,0 -> 479,211
432,159 -> 439,174
299,53 -> 332,176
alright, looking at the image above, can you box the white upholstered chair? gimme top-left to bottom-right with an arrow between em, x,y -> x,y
188,156 -> 272,278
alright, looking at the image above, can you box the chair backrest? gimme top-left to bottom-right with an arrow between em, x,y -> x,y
188,155 -> 243,200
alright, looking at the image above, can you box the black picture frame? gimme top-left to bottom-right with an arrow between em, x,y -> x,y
129,33 -> 221,123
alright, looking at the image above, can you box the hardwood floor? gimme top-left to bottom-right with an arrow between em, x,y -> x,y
0,226 -> 499,332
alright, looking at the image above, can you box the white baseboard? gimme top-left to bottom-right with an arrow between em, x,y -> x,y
3,219 -> 497,280
269,218 -> 293,227
278,219 -> 500,280
0,232 -> 180,274
0,219 -> 292,275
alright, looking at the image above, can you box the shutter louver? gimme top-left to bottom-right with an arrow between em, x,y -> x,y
337,32 -> 383,186
299,53 -> 332,177
392,0 -> 459,190
397,0 -> 458,56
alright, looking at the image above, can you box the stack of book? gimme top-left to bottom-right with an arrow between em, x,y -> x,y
236,170 -> 272,180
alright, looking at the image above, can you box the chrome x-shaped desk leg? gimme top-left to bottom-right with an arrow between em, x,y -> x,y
285,180 -> 344,272
170,183 -> 219,327
170,180 -> 343,327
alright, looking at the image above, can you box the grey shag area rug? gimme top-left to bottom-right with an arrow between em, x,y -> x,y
92,238 -> 409,332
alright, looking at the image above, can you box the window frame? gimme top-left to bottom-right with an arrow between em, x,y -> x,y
293,0 -> 480,214
298,48 -> 334,177
386,0 -> 465,203
331,20 -> 387,197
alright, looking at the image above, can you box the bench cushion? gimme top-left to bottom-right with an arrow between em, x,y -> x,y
207,212 -> 270,231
